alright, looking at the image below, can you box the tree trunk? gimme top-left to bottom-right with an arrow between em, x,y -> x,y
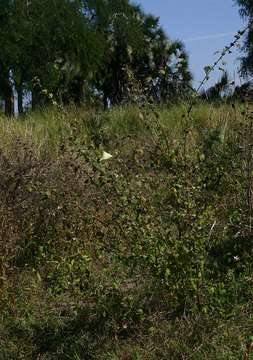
103,93 -> 108,110
17,85 -> 23,115
0,63 -> 14,117
32,89 -> 41,110
2,76 -> 14,117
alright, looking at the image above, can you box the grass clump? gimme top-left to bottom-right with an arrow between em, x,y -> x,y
0,103 -> 253,359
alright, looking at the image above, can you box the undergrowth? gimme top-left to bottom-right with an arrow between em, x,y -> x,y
0,103 -> 253,359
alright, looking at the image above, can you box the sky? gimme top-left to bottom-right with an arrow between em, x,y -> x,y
136,0 -> 246,89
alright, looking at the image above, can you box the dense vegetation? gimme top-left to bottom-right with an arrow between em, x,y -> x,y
0,103 -> 253,359
1,0 -> 253,359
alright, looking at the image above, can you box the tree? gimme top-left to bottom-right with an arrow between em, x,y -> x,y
0,0 -> 16,116
89,0 -> 147,106
200,71 -> 230,101
235,0 -> 253,75
20,0 -> 104,107
0,0 -> 104,112
91,1 -> 192,107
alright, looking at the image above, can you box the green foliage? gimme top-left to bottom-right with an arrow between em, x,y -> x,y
0,104 -> 253,358
0,0 -> 193,114
235,0 -> 253,75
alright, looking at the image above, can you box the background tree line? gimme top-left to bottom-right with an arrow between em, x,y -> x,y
1,0 -> 253,117
0,0 -> 193,116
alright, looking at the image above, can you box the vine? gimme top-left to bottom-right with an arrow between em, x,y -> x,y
187,23 -> 252,116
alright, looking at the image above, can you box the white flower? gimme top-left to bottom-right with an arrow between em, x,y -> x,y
100,151 -> 113,161
233,255 -> 240,262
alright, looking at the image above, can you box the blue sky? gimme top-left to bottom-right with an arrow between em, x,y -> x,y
136,0 -> 246,88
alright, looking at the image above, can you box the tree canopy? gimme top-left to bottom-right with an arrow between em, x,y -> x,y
235,0 -> 253,76
0,0 -> 193,116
